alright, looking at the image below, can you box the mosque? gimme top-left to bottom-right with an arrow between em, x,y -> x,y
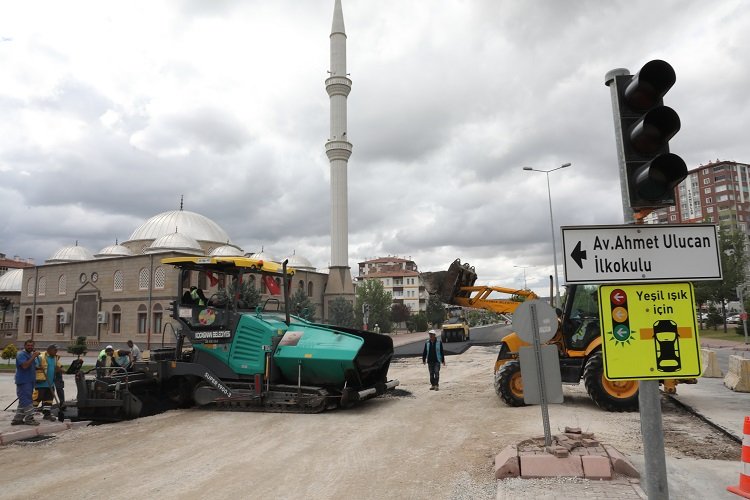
1,206 -> 328,349
0,0 -> 357,349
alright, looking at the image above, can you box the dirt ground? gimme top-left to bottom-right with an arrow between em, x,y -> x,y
0,346 -> 738,499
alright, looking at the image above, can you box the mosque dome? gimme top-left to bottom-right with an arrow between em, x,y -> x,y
144,231 -> 203,254
209,245 -> 244,257
0,269 -> 23,292
245,249 -> 277,263
126,209 -> 230,245
95,242 -> 135,258
284,252 -> 315,271
46,243 -> 95,264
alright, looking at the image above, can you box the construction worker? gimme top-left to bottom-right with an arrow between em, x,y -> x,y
96,346 -> 121,377
12,340 -> 40,426
190,286 -> 207,306
422,330 -> 446,391
34,344 -> 63,421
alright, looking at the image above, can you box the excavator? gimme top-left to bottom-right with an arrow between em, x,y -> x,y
422,259 -> 694,412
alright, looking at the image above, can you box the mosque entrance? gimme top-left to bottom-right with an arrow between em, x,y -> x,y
73,293 -> 99,339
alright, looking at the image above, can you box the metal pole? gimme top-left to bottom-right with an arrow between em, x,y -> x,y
606,68 -> 669,500
545,172 -> 561,307
738,285 -> 749,344
530,302 -> 552,447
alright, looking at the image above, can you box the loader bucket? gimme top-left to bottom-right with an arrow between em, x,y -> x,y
420,259 -> 478,305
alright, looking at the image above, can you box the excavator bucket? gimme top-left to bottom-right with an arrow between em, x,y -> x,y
420,259 -> 478,305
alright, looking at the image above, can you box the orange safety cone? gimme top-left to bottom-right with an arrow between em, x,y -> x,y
728,416 -> 750,498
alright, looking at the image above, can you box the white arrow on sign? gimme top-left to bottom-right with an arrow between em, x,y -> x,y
561,224 -> 722,284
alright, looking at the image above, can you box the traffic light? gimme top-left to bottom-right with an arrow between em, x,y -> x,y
612,60 -> 687,209
608,288 -> 633,345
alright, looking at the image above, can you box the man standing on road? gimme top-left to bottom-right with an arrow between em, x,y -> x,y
422,330 -> 446,390
12,340 -> 40,426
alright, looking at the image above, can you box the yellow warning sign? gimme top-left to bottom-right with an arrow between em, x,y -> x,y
597,282 -> 702,380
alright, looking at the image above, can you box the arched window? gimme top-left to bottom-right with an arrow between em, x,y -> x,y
153,303 -> 163,335
56,307 -> 65,334
138,268 -> 149,290
27,278 -> 34,297
114,270 -> 124,292
308,281 -> 314,297
154,266 -> 166,289
137,304 -> 147,334
38,277 -> 46,296
35,308 -> 43,334
24,308 -> 32,333
112,305 -> 121,334
58,275 -> 66,295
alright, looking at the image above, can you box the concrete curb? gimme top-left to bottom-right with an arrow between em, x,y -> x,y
0,420 -> 91,446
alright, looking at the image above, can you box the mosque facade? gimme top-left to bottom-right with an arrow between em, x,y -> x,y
3,208 -> 328,349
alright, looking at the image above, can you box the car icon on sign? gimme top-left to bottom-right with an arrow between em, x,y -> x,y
653,319 -> 681,373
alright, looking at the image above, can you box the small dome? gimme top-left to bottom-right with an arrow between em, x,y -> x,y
126,209 -> 230,244
0,269 -> 23,292
210,245 -> 244,257
245,249 -> 277,262
95,243 -> 135,258
46,244 -> 94,264
145,231 -> 203,254
284,253 -> 314,271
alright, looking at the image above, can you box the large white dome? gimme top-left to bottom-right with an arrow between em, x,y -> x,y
46,244 -> 95,264
210,245 -> 244,257
284,252 -> 315,271
0,269 -> 23,292
126,210 -> 230,244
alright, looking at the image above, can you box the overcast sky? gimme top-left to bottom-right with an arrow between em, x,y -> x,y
1,0 -> 749,297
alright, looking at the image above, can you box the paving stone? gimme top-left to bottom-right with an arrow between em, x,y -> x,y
582,455 -> 613,480
564,426 -> 582,434
0,427 -> 39,445
552,447 -> 570,458
582,438 -> 600,447
603,444 -> 641,478
520,455 -> 584,478
571,448 -> 589,455
494,445 -> 520,479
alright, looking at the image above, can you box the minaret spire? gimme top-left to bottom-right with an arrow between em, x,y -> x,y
324,0 -> 355,317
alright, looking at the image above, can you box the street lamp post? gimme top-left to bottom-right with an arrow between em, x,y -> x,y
513,265 -> 529,289
523,162 -> 572,307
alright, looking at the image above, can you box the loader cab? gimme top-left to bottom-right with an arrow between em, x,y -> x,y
561,284 -> 601,350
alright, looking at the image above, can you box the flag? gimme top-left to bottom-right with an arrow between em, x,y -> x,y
263,275 -> 281,295
206,272 -> 219,287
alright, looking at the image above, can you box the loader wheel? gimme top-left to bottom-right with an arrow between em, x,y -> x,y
583,350 -> 639,412
495,360 -> 526,407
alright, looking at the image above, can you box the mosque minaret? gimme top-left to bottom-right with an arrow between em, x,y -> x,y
324,0 -> 355,309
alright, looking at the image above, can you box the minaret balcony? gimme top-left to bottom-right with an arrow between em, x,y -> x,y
325,76 -> 352,97
325,140 -> 353,160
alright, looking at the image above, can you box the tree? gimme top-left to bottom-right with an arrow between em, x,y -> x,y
216,278 -> 261,310
426,293 -> 445,327
289,289 -> 315,321
328,297 -> 356,328
390,303 -> 410,329
694,227 -> 749,331
67,336 -> 88,359
2,343 -> 17,365
409,311 -> 429,332
355,279 -> 392,333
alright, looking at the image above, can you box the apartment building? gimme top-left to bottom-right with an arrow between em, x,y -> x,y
643,160 -> 750,233
357,257 -> 426,312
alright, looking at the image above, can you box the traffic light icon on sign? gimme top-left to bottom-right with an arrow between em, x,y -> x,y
612,60 -> 687,209
609,288 -> 633,345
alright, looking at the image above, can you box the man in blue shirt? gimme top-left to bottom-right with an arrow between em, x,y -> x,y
422,330 -> 446,391
12,339 -> 40,426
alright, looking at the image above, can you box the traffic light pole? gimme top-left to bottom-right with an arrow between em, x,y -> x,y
606,68 -> 669,500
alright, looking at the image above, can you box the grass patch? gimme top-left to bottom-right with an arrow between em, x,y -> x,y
699,326 -> 747,343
